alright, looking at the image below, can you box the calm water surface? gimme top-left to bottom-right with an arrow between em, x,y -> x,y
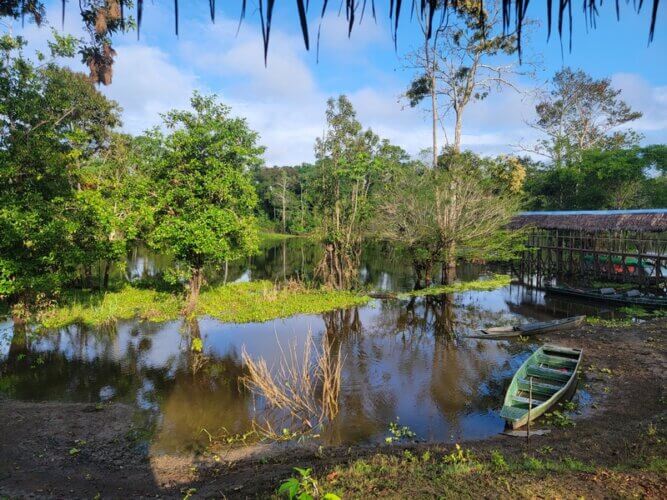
0,240 -> 606,451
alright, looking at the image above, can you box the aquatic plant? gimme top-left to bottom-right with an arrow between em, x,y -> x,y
34,281 -> 370,329
385,418 -> 417,443
397,274 -> 511,299
198,281 -> 370,324
241,332 -> 342,438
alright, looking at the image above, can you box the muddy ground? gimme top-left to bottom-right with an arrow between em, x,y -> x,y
1,318 -> 666,498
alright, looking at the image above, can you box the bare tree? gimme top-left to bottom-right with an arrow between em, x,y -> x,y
374,165 -> 519,287
521,68 -> 643,165
406,1 -> 533,155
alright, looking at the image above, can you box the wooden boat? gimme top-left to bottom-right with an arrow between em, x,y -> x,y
544,285 -> 667,308
500,345 -> 583,429
471,315 -> 585,340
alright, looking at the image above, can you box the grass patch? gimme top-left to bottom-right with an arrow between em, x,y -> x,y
35,281 -> 370,329
585,316 -> 634,328
397,274 -> 511,299
198,281 -> 369,323
38,287 -> 182,329
311,449 -> 631,499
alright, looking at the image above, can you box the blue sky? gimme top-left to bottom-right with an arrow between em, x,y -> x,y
12,1 -> 667,164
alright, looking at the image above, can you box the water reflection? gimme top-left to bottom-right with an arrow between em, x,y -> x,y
0,240 -> 609,451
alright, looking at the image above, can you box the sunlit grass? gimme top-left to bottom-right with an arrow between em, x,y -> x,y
35,281 -> 370,329
38,287 -> 182,329
198,281 -> 370,323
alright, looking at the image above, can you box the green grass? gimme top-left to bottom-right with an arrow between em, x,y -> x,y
35,281 -> 370,329
38,287 -> 182,329
397,274 -> 511,299
198,281 -> 370,323
310,448 -> 655,499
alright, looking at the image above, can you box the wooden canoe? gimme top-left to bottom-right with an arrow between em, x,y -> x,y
544,285 -> 667,308
471,315 -> 586,340
500,344 -> 583,429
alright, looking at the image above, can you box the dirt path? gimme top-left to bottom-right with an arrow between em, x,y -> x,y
1,319 -> 666,498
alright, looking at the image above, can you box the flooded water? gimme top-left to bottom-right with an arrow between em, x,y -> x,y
0,239 -> 607,451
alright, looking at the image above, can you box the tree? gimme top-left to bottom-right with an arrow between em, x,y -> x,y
0,34 -> 120,312
524,68 -> 643,166
406,0 -> 529,157
148,92 -> 262,314
375,158 -> 520,288
312,96 -> 409,289
524,146 -> 667,210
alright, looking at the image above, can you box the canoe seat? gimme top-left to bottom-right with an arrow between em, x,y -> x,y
512,395 -> 542,407
527,365 -> 571,382
537,353 -> 578,368
518,378 -> 561,396
500,405 -> 527,421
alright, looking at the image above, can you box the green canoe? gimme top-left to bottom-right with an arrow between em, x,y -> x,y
500,345 -> 583,429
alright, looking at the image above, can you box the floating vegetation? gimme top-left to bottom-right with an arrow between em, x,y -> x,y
198,281 -> 369,324
385,418 -> 417,443
397,274 -> 511,299
34,281 -> 370,329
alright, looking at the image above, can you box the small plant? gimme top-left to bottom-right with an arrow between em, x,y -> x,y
278,467 -> 341,500
599,367 -> 613,376
538,445 -> 554,455
385,418 -> 416,443
544,410 -> 575,428
443,444 -> 475,466
562,401 -> 578,412
69,447 -> 80,456
490,450 -> 508,470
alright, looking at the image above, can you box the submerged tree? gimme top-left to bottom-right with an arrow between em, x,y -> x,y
312,96 -> 408,289
149,92 -> 262,314
375,157 -> 520,287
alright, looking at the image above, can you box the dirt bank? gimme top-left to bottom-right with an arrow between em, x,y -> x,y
1,318 -> 666,498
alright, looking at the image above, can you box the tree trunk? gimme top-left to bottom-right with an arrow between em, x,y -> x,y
103,261 -> 111,290
184,268 -> 204,316
442,242 -> 457,284
453,109 -> 462,153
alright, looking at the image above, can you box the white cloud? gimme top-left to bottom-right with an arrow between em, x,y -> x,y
612,73 -> 667,136
100,45 -> 200,134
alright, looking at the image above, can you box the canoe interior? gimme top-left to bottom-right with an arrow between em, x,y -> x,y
499,344 -> 583,429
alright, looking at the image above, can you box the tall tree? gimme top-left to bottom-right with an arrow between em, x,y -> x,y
149,92 -> 262,313
0,34 -> 120,313
524,68 -> 643,166
406,0 -> 529,156
313,96 -> 408,289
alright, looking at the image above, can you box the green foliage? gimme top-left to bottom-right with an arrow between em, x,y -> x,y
530,68 -> 643,166
278,467 -> 341,500
544,410 -> 575,428
198,281 -> 369,323
37,286 -> 182,329
33,281 -> 369,329
0,35 -> 121,302
525,145 -> 666,210
385,418 -> 417,443
311,95 -> 415,289
148,92 -> 262,300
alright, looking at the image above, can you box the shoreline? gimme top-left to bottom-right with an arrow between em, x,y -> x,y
1,318 -> 665,497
